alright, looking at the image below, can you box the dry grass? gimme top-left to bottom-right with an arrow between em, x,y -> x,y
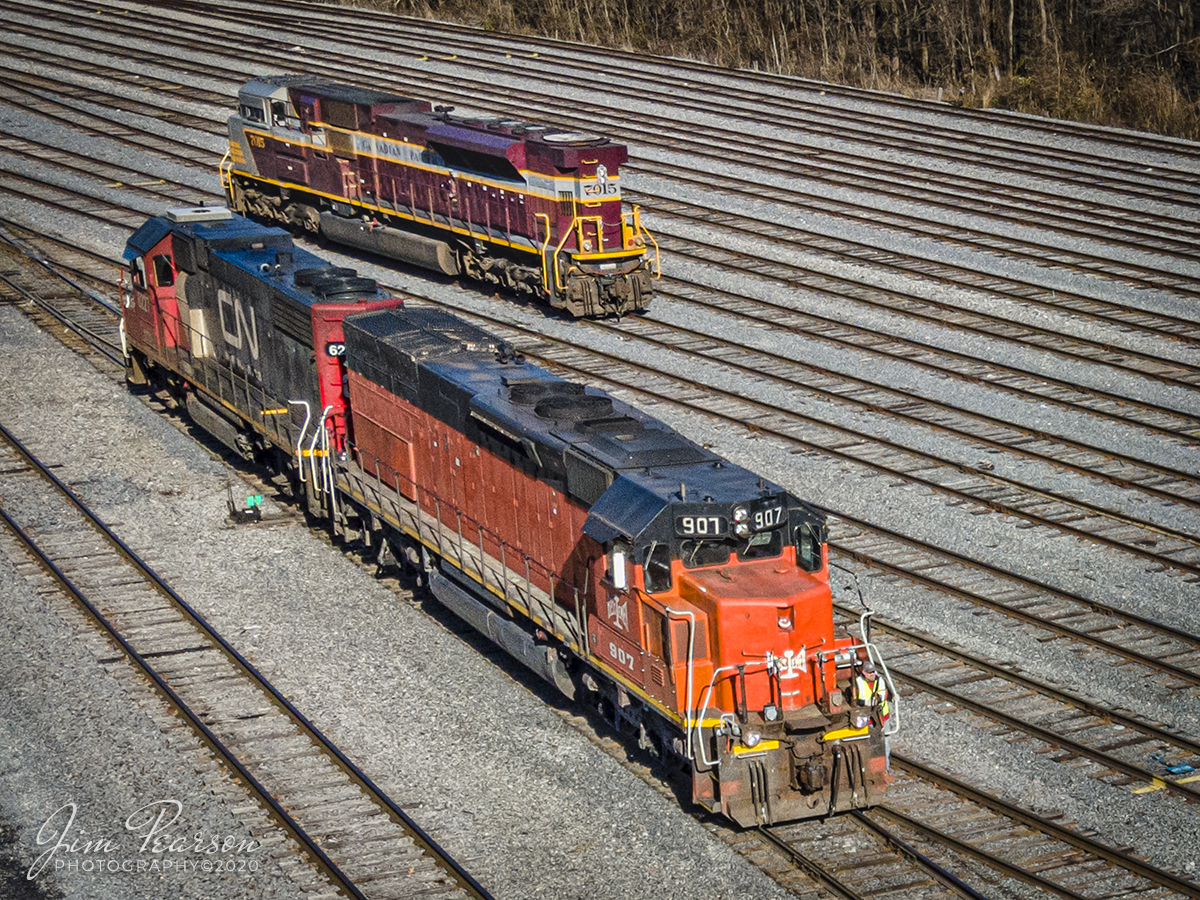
346,0 -> 1199,140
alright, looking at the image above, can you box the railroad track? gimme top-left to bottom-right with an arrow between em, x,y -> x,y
61,0 -> 1200,214
9,202 -> 1199,600
2,7 -> 1200,896
7,227 -> 1200,694
0,224 -> 124,365
635,192 -> 1200,348
428,305 -> 1200,577
0,419 -> 494,900
7,210 -> 1200,900
566,653 -> 1200,900
9,0 -> 1200,276
225,0 -> 1200,180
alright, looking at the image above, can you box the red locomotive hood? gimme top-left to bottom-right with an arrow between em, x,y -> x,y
677,559 -> 835,684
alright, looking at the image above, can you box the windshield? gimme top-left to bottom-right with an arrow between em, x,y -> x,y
681,540 -> 730,568
739,528 -> 783,561
680,528 -> 785,568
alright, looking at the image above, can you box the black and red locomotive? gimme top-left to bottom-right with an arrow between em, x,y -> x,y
221,75 -> 658,318
121,207 -> 896,826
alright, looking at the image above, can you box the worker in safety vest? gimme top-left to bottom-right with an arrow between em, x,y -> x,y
855,661 -> 891,765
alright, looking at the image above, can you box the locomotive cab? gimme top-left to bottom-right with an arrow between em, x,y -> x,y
587,476 -> 895,826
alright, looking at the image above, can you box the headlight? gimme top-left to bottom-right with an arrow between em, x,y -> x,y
732,505 -> 749,522
743,731 -> 761,748
582,239 -> 593,251
734,521 -> 751,537
763,704 -> 779,722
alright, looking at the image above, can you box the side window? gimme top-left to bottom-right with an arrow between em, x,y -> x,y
152,255 -> 175,287
239,102 -> 265,123
642,543 -> 672,593
130,259 -> 146,289
797,523 -> 823,573
271,101 -> 301,130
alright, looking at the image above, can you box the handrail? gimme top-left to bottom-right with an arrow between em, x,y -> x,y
628,205 -> 662,278
291,400 -> 312,483
308,405 -> 331,496
218,148 -> 233,198
535,213 -> 552,294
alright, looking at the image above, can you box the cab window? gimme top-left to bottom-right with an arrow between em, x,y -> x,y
271,101 -> 301,130
796,524 -> 823,573
738,528 -> 783,561
681,540 -> 730,568
642,543 -> 672,593
239,102 -> 266,123
152,255 -> 175,287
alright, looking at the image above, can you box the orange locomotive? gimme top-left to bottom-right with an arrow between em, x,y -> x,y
121,209 -> 895,827
220,76 -> 658,317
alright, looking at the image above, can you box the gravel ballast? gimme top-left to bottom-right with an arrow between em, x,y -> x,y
0,308 -> 795,899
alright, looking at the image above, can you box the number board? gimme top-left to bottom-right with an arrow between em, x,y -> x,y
325,341 -> 346,358
675,514 -> 729,538
748,497 -> 786,532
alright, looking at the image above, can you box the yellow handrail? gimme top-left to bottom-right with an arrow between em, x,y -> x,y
535,213 -> 552,293
628,205 -> 661,278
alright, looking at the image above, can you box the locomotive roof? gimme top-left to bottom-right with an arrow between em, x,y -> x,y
125,210 -> 388,311
247,74 -> 416,107
343,307 -> 786,541
241,76 -> 622,156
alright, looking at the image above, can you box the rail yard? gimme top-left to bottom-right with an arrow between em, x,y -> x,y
0,1 -> 1198,898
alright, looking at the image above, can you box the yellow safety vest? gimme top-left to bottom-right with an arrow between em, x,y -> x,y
855,674 -> 891,721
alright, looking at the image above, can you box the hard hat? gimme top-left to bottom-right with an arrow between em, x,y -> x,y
862,662 -> 877,675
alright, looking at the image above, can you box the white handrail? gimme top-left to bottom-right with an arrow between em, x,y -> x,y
289,400 -> 311,483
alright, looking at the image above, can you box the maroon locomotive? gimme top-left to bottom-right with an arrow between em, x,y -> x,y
121,208 -> 896,826
221,75 -> 658,317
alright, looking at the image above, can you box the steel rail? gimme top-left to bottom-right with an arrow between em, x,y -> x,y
612,292 -> 1200,512
848,812 -> 997,900
635,190 -> 1200,343
0,420 -> 497,900
654,273 -> 1200,445
826,511 -> 1200,686
65,0 -> 1200,197
865,806 -> 1095,900
840,609 -> 1200,759
13,0 -> 1200,238
238,0 -> 1200,165
753,826 -> 869,900
417,299 -> 1200,581
0,501 -> 370,900
891,756 -> 1200,899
